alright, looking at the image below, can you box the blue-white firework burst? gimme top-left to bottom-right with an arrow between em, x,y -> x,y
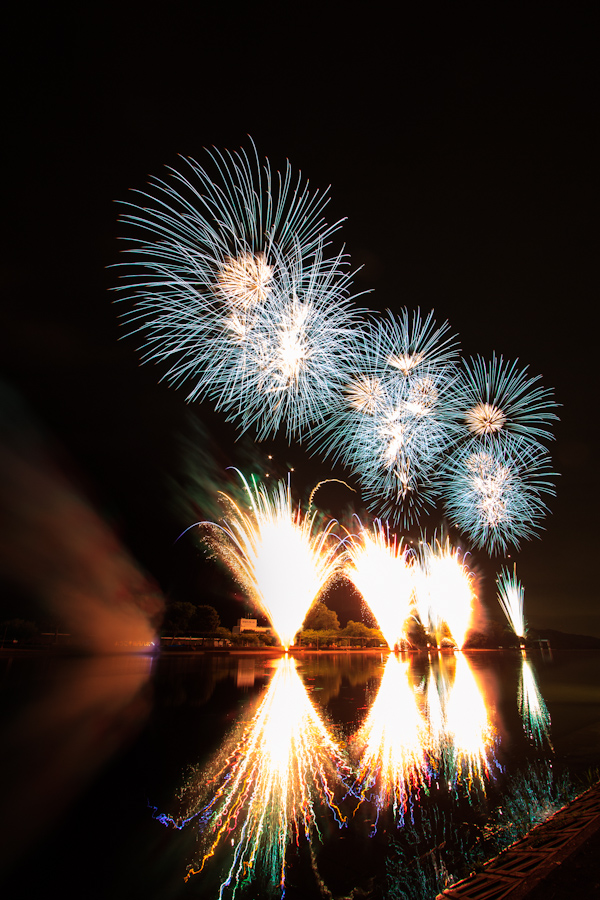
204,242 -> 365,440
311,309 -> 460,526
439,435 -> 556,554
113,140 -> 347,412
452,354 -> 558,445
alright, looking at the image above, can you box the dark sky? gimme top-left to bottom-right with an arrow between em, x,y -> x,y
3,6 -> 598,635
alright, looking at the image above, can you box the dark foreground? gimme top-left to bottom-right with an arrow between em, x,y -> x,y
437,781 -> 600,899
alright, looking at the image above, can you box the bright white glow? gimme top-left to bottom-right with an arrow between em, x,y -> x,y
344,520 -> 415,649
465,402 -> 507,435
414,538 -> 475,649
217,251 -> 273,308
346,375 -> 384,414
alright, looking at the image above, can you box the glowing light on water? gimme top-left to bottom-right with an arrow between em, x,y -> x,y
414,539 -> 475,649
444,653 -> 496,788
497,563 -> 525,638
351,654 -> 427,826
202,473 -> 341,649
157,656 -> 349,898
519,656 -> 553,750
343,520 -> 415,649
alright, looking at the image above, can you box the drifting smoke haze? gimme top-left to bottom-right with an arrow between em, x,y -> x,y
0,387 -> 164,651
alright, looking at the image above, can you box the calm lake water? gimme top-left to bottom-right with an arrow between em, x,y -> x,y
1,649 -> 599,899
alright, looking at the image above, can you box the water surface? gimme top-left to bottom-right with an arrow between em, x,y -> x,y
1,649 -> 599,899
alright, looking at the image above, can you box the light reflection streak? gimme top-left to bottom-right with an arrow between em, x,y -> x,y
351,652 -> 498,831
157,655 -> 350,898
443,653 -> 496,789
519,656 -> 553,750
351,654 -> 427,828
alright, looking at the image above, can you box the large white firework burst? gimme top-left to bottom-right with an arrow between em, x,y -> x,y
439,435 -> 556,554
113,140 -> 347,410
204,243 -> 365,439
312,309 -> 460,526
453,354 -> 558,445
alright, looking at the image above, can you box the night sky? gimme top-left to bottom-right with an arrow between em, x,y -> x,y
3,6 -> 598,636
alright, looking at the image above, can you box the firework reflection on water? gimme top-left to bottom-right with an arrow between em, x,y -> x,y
519,655 -> 553,751
157,655 -> 350,898
350,652 -> 498,830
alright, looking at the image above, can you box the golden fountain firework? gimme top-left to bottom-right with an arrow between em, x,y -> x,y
344,519 -> 415,649
414,538 -> 475,649
203,473 -> 341,649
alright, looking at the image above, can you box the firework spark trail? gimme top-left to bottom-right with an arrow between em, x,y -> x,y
343,519 -> 415,649
414,538 -> 475,649
158,656 -> 350,899
440,435 -> 557,554
351,654 -> 428,828
519,657 -> 553,751
497,564 -> 525,638
201,473 -> 342,650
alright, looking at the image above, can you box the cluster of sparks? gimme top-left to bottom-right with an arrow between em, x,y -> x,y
116,140 -> 559,555
344,523 -> 476,651
202,475 -> 478,653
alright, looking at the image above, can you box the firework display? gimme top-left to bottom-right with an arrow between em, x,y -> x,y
439,435 -> 556,554
497,564 -> 526,638
311,309 -> 460,527
199,472 -> 341,650
343,519 -> 416,649
115,140 -> 559,552
414,538 -> 475,650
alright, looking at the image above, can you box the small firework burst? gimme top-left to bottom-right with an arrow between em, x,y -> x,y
372,308 -> 460,377
216,251 -> 274,308
440,436 -> 557,554
346,374 -> 385,415
454,354 -> 558,444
